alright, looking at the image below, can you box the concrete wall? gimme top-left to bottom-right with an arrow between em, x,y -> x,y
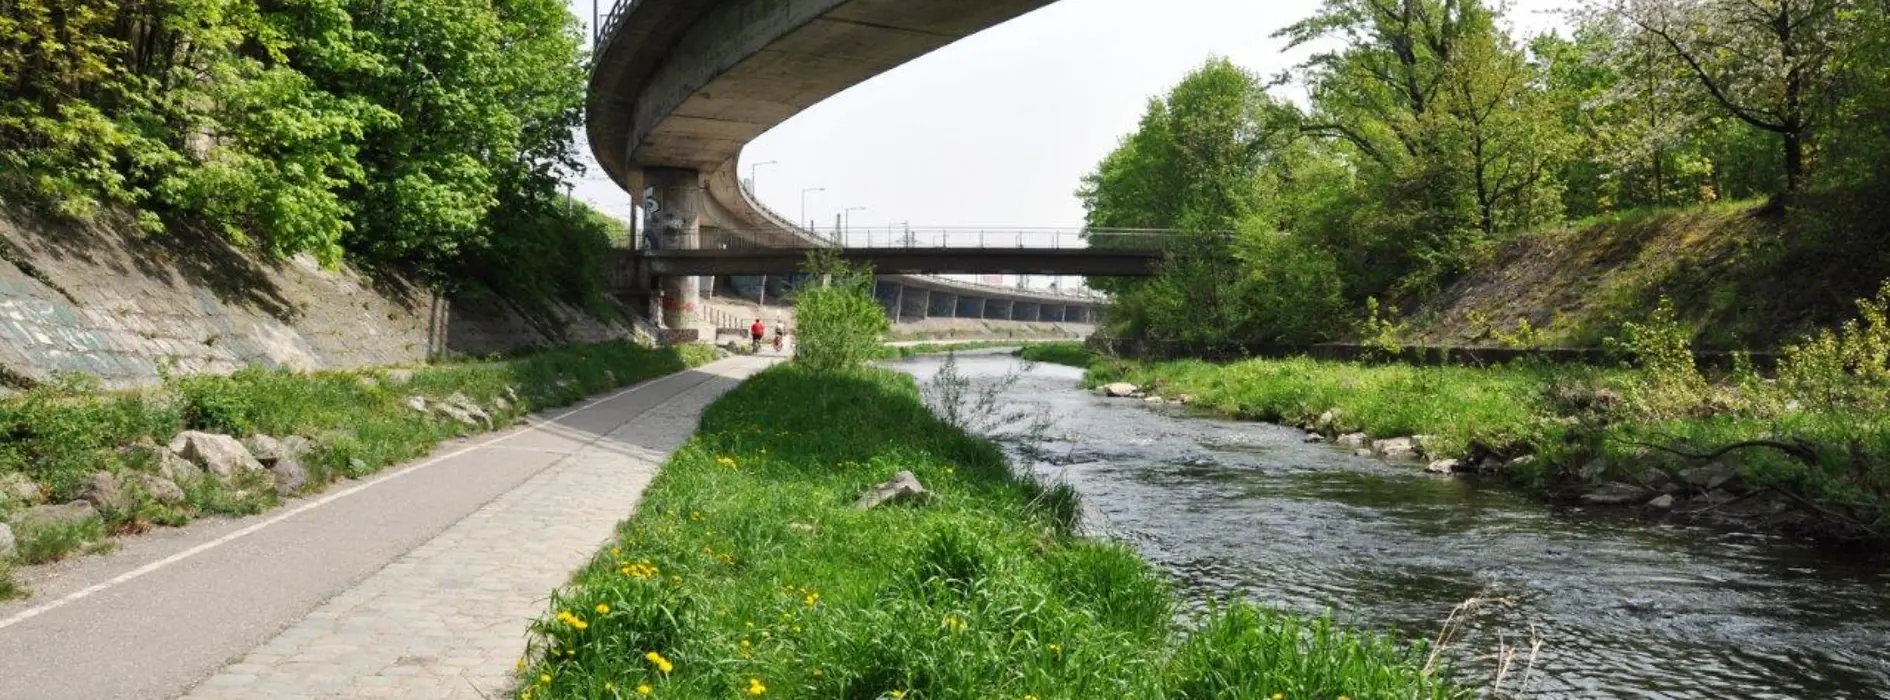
0,209 -> 631,391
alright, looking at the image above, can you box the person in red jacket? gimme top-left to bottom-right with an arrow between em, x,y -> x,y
749,319 -> 765,352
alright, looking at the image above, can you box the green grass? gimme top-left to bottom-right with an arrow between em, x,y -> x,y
13,513 -> 104,565
0,341 -> 719,594
514,364 -> 1457,699
1016,342 -> 1095,370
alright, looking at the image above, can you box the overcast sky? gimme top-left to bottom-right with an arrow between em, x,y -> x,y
565,0 -> 1570,232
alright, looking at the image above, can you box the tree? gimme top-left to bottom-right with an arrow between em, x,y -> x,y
1601,0 -> 1852,194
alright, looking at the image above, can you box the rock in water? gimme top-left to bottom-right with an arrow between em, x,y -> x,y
1426,459 -> 1461,475
853,471 -> 930,510
1336,433 -> 1369,448
1303,433 -> 1326,444
1099,382 -> 1142,398
1581,482 -> 1650,505
1646,494 -> 1675,510
1680,463 -> 1740,491
1371,437 -> 1417,459
168,431 -> 266,481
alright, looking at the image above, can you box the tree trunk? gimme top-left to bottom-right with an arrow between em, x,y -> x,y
1784,128 -> 1805,194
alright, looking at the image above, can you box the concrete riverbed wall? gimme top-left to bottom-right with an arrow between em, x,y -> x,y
0,209 -> 631,391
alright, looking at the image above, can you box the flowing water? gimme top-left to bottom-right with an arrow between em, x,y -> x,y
895,352 -> 1890,699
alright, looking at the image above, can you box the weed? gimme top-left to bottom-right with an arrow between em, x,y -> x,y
15,514 -> 103,564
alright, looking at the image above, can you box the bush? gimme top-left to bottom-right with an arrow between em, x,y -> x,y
792,253 -> 889,373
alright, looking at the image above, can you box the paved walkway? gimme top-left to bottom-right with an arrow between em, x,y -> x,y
0,355 -> 771,700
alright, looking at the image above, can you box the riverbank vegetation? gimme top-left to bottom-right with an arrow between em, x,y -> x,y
0,341 -> 715,597
0,0 -> 617,316
1083,285 -> 1890,544
1085,0 -> 1890,352
514,264 -> 1462,698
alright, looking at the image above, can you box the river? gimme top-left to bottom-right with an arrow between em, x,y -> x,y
894,352 -> 1890,699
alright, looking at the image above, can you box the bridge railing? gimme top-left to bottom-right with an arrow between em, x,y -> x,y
665,227 -> 1179,252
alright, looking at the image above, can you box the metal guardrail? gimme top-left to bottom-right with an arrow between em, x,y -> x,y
594,0 -> 643,50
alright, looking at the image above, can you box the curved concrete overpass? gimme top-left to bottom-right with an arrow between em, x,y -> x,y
588,0 -> 1081,335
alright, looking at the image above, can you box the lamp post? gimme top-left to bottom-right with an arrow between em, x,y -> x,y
800,187 -> 824,236
843,207 -> 867,246
749,160 -> 776,194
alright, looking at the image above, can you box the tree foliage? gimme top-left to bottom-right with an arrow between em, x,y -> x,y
1085,0 -> 1890,347
0,0 -> 610,310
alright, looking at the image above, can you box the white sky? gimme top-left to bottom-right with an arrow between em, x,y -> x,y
565,0 -> 1571,232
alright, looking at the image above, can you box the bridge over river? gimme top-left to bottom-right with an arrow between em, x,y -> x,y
587,0 -> 1164,338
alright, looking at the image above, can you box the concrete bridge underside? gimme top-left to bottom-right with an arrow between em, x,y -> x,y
588,0 -> 1094,338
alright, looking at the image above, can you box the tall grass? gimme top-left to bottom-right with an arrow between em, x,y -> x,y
515,365 -> 1458,699
1016,342 -> 1096,369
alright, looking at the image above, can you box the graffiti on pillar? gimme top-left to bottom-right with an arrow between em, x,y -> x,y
658,296 -> 697,313
643,187 -> 690,251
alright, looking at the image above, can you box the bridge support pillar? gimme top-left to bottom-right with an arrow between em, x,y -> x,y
928,291 -> 956,319
985,298 -> 1012,320
958,295 -> 983,319
899,285 -> 929,322
647,167 -> 703,339
874,280 -> 900,319
1067,306 -> 1088,324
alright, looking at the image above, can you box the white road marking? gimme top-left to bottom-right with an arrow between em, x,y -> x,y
0,368 -> 708,631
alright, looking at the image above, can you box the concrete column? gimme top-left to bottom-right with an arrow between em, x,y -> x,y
647,167 -> 702,335
985,298 -> 1012,320
958,295 -> 984,319
1044,305 -> 1065,323
929,291 -> 956,318
899,286 -> 929,322
874,280 -> 900,318
1011,301 -> 1037,322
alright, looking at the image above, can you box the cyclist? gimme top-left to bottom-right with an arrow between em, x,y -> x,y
749,318 -> 765,353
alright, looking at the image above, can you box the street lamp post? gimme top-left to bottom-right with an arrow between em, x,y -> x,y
749,160 -> 776,194
843,207 -> 866,246
800,187 -> 824,237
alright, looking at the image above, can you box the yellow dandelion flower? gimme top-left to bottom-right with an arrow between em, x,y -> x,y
747,677 -> 767,696
716,456 -> 738,468
645,651 -> 674,674
1047,643 -> 1062,655
539,674 -> 552,684
1272,694 -> 1283,700
596,603 -> 611,614
637,683 -> 653,695
803,592 -> 820,607
889,691 -> 905,699
811,667 -> 822,677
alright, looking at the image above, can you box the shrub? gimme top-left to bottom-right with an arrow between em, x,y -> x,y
792,253 -> 889,373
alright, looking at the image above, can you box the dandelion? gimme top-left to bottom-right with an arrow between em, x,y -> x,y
637,683 -> 653,695
747,677 -> 767,696
1046,643 -> 1062,655
811,667 -> 822,677
716,456 -> 738,468
645,651 -> 674,674
943,615 -> 966,632
889,691 -> 905,699
595,603 -> 611,614
540,674 -> 552,684
803,592 -> 820,607
1272,694 -> 1283,700
555,610 -> 589,630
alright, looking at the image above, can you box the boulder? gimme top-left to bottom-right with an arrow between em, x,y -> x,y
1336,433 -> 1369,448
503,385 -> 521,405
1580,482 -> 1650,506
242,435 -> 290,465
492,396 -> 512,412
853,471 -> 930,510
1680,463 -> 1740,491
1410,435 -> 1437,455
1507,455 -> 1537,470
1143,395 -> 1165,404
433,395 -> 490,428
404,395 -> 429,413
271,458 -> 310,496
1476,456 -> 1504,473
1646,494 -> 1675,510
14,501 -> 99,532
153,447 -> 201,482
1426,459 -> 1461,475
1099,382 -> 1142,398
1174,394 -> 1194,405
1314,409 -> 1342,430
279,435 -> 314,458
1302,433 -> 1326,444
168,431 -> 265,481
0,523 -> 13,559
1371,437 -> 1417,460
1353,448 -> 1375,457
137,474 -> 186,505
79,471 -> 135,512
1577,458 -> 1609,483
0,472 -> 42,505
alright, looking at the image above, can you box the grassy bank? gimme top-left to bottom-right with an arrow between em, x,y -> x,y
0,341 -> 718,595
877,339 -> 1064,359
1017,342 -> 1096,369
514,364 -> 1457,698
1079,331 -> 1890,543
